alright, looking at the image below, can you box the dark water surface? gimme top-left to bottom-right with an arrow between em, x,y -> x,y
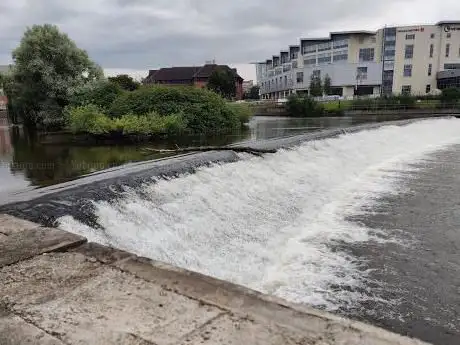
0,115 -> 391,196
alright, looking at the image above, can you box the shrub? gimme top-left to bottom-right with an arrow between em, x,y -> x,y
109,86 -> 242,133
440,88 -> 460,107
286,95 -> 324,117
68,105 -> 188,136
68,104 -> 114,134
226,103 -> 253,125
69,79 -> 123,110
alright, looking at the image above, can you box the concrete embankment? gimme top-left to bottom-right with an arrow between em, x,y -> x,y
0,214 -> 430,345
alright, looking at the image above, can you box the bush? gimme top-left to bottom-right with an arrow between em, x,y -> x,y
109,86 -> 242,133
286,95 -> 324,117
68,104 -> 114,134
440,88 -> 460,106
68,105 -> 187,136
69,79 -> 123,110
351,95 -> 416,110
227,103 -> 253,125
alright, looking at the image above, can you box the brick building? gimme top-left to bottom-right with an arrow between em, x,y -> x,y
143,64 -> 244,100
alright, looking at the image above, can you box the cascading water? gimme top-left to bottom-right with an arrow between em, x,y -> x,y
58,118 -> 460,311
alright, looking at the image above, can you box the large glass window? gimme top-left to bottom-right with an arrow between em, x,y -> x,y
318,53 -> 331,64
333,50 -> 348,62
333,39 -> 349,49
359,48 -> 374,62
318,42 -> 332,52
304,57 -> 316,66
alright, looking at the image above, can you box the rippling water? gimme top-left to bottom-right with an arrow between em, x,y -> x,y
58,119 -> 460,316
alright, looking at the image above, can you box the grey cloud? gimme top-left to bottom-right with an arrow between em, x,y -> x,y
0,0 -> 457,74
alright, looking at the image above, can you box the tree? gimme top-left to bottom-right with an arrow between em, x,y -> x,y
244,85 -> 260,100
323,74 -> 332,96
309,73 -> 323,97
207,68 -> 236,99
108,74 -> 140,91
7,24 -> 103,128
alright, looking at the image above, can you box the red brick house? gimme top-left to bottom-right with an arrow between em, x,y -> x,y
143,64 -> 244,100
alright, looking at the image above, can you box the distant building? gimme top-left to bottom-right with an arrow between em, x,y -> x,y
256,21 -> 460,99
242,80 -> 254,94
143,64 -> 244,100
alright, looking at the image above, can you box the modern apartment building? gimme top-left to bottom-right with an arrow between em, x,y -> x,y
256,21 -> 460,99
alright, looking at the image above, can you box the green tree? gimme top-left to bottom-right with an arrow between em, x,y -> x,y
309,73 -> 323,97
7,24 -> 102,128
108,74 -> 140,91
207,68 -> 236,99
323,74 -> 332,96
244,85 -> 260,100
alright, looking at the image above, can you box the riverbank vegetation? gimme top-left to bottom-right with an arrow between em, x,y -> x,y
286,88 -> 460,117
1,24 -> 252,137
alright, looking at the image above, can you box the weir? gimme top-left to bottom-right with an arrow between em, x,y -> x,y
2,117 -> 460,344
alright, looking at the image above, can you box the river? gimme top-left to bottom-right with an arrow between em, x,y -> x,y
0,116 -> 459,344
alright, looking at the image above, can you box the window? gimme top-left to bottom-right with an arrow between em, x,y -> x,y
318,42 -> 332,52
357,67 -> 368,80
428,63 -> 432,76
405,45 -> 414,59
359,48 -> 375,61
303,45 -> 316,54
429,44 -> 434,58
333,50 -> 348,62
284,76 -> 287,86
444,63 -> 460,70
371,36 -> 377,43
404,64 -> 412,77
446,44 -> 450,58
304,57 -> 316,66
426,84 -> 431,94
333,39 -> 349,49
447,32 -> 451,38
292,60 -> 298,69
312,70 -> 321,79
402,85 -> 412,95
296,72 -> 304,83
406,34 -> 415,40
318,52 -> 331,64
430,33 -> 435,39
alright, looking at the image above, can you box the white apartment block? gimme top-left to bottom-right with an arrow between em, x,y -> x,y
256,21 -> 460,99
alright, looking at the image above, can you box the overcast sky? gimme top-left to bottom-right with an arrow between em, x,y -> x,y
1,0 -> 460,81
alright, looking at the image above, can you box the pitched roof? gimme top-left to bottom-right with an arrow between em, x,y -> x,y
144,64 -> 243,83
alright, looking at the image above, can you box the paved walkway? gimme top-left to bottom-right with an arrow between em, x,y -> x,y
0,214 -> 430,345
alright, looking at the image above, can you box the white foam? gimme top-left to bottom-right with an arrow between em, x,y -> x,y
59,118 -> 460,310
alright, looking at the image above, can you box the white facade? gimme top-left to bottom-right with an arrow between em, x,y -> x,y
257,21 -> 460,99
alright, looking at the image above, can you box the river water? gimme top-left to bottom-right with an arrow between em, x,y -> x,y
1,116 -> 459,344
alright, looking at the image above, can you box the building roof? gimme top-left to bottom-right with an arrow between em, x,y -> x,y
144,64 -> 243,83
436,21 -> 460,26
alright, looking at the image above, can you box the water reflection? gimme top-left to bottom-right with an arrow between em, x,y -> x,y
0,115 -> 418,193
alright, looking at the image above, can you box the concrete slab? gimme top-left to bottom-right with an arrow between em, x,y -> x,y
0,214 -> 39,236
0,252 -> 101,306
115,257 -> 430,345
0,227 -> 86,268
69,242 -> 134,264
0,314 -> 65,345
176,313 -> 319,345
8,255 -> 225,345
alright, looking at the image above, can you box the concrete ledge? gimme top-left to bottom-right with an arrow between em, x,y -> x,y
0,226 -> 86,268
0,217 -> 432,345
